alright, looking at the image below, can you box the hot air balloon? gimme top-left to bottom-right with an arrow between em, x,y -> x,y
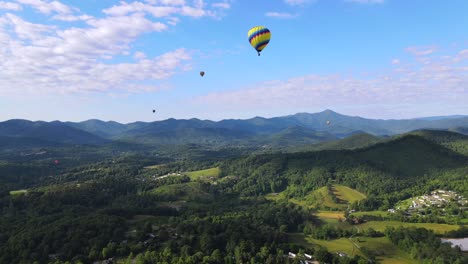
200,71 -> 205,77
153,109 -> 156,113
54,159 -> 59,165
248,26 -> 271,56
326,120 -> 331,125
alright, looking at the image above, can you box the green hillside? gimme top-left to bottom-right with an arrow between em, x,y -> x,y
184,167 -> 220,181
221,135 -> 468,208
267,185 -> 366,210
353,135 -> 466,177
294,132 -> 383,152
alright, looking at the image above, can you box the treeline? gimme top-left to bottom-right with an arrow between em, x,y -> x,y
385,227 -> 468,264
219,136 -> 468,211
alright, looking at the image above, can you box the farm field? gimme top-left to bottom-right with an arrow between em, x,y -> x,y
289,233 -> 419,264
358,221 -> 461,234
266,185 -> 367,210
184,167 -> 220,181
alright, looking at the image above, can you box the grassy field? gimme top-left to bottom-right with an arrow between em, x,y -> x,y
308,237 -> 357,256
266,185 -> 366,210
316,210 -> 345,220
333,185 -> 367,203
395,198 -> 413,210
184,167 -> 220,181
350,211 -> 390,218
356,237 -> 418,264
151,182 -> 210,201
9,189 -> 27,195
359,221 -> 460,234
289,233 -> 418,264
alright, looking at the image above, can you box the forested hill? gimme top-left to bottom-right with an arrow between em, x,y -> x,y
1,110 -> 468,147
220,134 -> 468,208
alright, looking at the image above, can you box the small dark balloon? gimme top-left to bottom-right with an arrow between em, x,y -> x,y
200,71 -> 205,77
153,110 -> 156,113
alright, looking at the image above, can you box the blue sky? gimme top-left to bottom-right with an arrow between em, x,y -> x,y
0,0 -> 467,123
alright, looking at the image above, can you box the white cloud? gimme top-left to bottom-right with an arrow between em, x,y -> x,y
134,51 -> 147,60
52,14 -> 93,22
0,1 -> 231,96
265,12 -> 297,19
0,1 -> 22,10
345,0 -> 384,3
193,46 -> 468,116
212,2 -> 230,9
405,46 -> 437,56
284,0 -> 315,6
0,0 -> 232,96
103,0 -> 229,19
391,59 -> 400,65
15,0 -> 73,15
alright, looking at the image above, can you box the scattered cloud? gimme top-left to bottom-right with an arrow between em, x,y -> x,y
103,0 -> 230,20
284,0 -> 315,6
52,14 -> 93,22
405,46 -> 437,56
15,0 -> 74,15
212,2 -> 230,9
193,46 -> 468,117
0,0 -> 229,95
265,12 -> 297,19
391,59 -> 400,65
0,1 -> 22,11
345,0 -> 385,4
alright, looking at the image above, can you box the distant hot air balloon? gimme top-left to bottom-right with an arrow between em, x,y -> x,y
248,26 -> 271,56
326,120 -> 331,125
54,159 -> 59,165
200,71 -> 205,77
153,109 -> 156,113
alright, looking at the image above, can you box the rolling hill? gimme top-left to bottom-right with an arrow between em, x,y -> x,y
220,134 -> 468,199
292,132 -> 384,152
0,119 -> 109,145
1,110 -> 468,148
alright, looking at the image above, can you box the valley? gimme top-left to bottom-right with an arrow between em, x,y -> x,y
0,111 -> 467,264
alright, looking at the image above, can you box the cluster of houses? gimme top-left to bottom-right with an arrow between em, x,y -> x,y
407,190 -> 467,209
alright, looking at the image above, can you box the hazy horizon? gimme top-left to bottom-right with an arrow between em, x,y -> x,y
1,0 -> 467,123
1,109 -> 468,124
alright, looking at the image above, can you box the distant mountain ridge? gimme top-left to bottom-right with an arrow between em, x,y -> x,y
1,110 -> 467,147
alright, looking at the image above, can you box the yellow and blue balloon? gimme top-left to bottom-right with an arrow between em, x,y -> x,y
248,26 -> 271,56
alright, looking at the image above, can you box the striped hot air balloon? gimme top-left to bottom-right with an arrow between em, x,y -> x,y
247,26 -> 271,56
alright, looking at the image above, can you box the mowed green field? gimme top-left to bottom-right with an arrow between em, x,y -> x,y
9,189 -> 27,195
350,211 -> 391,218
333,185 -> 367,203
289,234 -> 418,264
314,210 -> 461,235
184,167 -> 220,181
359,221 -> 460,234
356,237 -> 418,264
316,211 -> 345,220
266,185 -> 367,210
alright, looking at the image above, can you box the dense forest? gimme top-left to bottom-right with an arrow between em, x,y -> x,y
0,131 -> 467,263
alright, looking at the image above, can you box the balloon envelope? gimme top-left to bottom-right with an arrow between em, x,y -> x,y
248,26 -> 271,56
326,120 -> 331,125
153,110 -> 155,113
200,71 -> 205,77
54,160 -> 59,164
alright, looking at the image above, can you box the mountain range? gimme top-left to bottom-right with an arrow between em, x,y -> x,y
1,110 -> 467,147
